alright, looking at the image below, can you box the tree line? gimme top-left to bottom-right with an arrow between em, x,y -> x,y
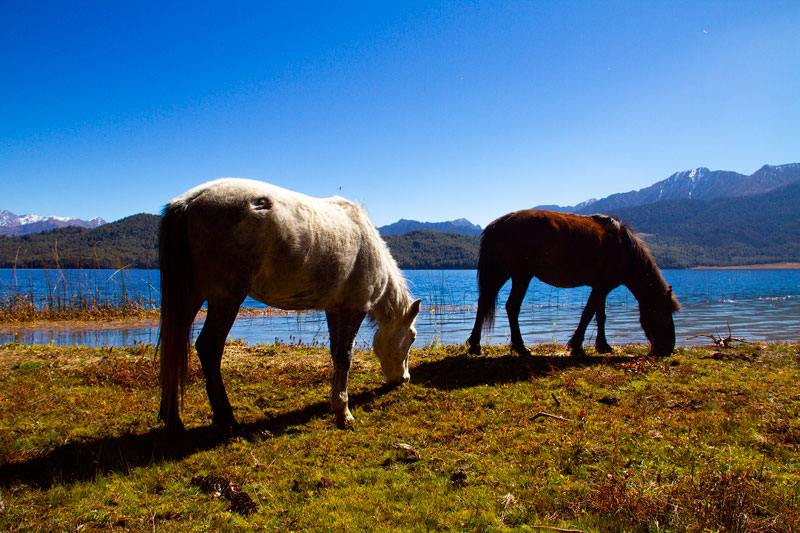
1,181 -> 798,270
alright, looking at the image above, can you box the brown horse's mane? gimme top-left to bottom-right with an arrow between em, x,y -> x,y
605,215 -> 681,312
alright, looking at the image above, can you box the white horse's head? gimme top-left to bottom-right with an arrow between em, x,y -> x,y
373,298 -> 422,384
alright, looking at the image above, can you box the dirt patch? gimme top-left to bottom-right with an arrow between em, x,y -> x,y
0,317 -> 161,335
191,474 -> 258,516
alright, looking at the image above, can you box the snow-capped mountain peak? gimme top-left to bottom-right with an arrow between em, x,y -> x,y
0,210 -> 106,236
532,162 -> 800,215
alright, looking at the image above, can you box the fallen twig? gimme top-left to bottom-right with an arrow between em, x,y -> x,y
551,393 -> 561,407
686,321 -> 746,348
530,411 -> 571,422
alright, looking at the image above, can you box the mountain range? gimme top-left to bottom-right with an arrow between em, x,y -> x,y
534,163 -> 800,215
1,162 -> 798,269
0,210 -> 105,237
378,218 -> 482,236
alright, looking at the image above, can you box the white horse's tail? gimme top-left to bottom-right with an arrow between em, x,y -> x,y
157,202 -> 196,426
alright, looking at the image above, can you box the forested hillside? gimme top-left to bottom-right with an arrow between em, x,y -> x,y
612,181 -> 800,268
382,230 -> 479,269
378,218 -> 482,236
0,214 -> 159,268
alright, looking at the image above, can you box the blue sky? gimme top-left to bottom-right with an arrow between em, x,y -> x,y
2,1 -> 798,227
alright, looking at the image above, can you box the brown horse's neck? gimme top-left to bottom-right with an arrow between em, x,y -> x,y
625,277 -> 664,305
622,266 -> 672,310
617,226 -> 676,312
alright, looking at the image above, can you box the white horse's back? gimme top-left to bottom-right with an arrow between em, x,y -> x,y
169,178 -> 403,312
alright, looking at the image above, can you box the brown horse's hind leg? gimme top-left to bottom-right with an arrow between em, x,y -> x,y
467,294 -> 491,355
195,297 -> 243,436
326,309 -> 366,428
467,277 -> 507,355
506,275 -> 533,357
569,288 -> 609,357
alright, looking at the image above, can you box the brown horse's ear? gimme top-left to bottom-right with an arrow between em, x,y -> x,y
407,299 -> 422,322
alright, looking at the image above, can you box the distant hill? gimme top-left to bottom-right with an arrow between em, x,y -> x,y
382,230 -> 479,269
0,210 -> 105,236
2,161 -> 798,270
0,214 -> 480,270
536,163 -> 800,214
378,218 -> 482,236
611,181 -> 800,268
0,214 -> 159,269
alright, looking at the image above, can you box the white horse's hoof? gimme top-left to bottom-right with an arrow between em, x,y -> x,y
335,412 -> 355,430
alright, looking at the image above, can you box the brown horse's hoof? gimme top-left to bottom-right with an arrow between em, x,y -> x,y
595,343 -> 613,354
467,343 -> 482,356
511,344 -> 532,358
649,349 -> 674,358
569,346 -> 589,359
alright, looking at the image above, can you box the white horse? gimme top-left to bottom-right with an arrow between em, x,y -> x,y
158,178 -> 421,434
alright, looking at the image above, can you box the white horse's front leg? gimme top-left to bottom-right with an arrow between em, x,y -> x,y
330,383 -> 354,429
326,309 -> 366,429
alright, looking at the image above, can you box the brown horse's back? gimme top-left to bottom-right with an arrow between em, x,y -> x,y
481,210 -> 630,289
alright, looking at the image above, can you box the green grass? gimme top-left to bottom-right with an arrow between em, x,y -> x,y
1,341 -> 799,531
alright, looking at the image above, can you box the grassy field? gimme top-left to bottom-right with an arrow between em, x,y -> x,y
1,340 -> 799,531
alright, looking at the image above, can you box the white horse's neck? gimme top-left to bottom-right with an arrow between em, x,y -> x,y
371,263 -> 410,325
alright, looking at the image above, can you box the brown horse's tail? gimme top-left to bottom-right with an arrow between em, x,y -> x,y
157,202 -> 196,426
475,230 -> 506,331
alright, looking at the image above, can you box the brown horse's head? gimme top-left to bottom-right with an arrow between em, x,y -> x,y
639,287 -> 680,356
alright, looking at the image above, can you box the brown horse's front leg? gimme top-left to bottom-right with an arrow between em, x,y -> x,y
326,310 -> 366,428
594,295 -> 613,354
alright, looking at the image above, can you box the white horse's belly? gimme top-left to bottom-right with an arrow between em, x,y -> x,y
248,272 -> 330,311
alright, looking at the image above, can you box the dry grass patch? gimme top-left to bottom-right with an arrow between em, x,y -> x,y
1,341 -> 799,531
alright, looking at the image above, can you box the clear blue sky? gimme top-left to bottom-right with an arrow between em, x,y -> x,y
2,1 -> 798,227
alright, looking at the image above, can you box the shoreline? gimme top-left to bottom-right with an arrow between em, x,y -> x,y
690,262 -> 800,270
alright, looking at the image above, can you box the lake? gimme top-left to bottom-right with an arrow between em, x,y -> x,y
1,268 -> 798,349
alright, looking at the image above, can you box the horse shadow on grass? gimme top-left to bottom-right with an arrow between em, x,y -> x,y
1,351 -> 640,489
0,385 -> 397,490
411,350 -> 638,390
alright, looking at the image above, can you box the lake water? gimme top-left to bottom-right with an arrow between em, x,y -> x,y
1,268 -> 799,349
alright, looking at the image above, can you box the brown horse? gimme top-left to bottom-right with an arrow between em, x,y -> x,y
467,210 -> 679,358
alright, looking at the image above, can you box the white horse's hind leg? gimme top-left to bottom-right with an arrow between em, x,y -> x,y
326,309 -> 366,428
196,297 -> 244,435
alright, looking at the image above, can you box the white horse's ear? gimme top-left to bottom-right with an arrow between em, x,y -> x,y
407,299 -> 422,322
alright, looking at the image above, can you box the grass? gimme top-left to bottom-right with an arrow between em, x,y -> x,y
0,267 -> 159,323
1,340 -> 799,531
